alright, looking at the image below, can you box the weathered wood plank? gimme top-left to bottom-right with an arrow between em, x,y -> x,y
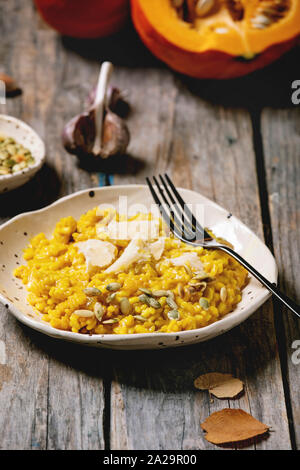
0,314 -> 49,450
262,102 -> 300,448
110,68 -> 291,449
0,0 -> 50,450
0,0 -> 106,449
0,0 -> 295,451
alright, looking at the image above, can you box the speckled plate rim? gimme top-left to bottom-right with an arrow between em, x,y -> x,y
0,185 -> 277,350
0,114 -> 45,189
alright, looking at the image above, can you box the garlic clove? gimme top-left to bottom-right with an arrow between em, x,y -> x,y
62,107 -> 130,159
87,86 -> 130,118
62,110 -> 95,156
101,109 -> 130,159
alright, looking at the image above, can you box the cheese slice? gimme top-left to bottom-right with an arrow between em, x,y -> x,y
149,238 -> 165,261
105,238 -> 145,273
105,237 -> 165,273
97,219 -> 160,240
76,239 -> 117,271
168,252 -> 204,271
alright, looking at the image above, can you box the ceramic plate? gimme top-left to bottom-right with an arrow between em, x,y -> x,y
0,185 -> 277,350
0,114 -> 45,193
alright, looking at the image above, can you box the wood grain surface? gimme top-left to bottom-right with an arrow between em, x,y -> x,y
0,0 -> 299,450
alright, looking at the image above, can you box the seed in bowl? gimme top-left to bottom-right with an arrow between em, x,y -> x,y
14,207 -> 248,335
0,134 -> 35,175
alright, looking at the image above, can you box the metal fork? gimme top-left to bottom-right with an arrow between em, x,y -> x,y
146,174 -> 300,318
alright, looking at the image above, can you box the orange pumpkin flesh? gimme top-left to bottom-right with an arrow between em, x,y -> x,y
131,0 -> 300,79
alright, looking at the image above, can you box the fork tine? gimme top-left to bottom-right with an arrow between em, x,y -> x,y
146,177 -> 174,233
158,174 -> 194,235
146,177 -> 194,242
153,176 -> 195,240
153,176 -> 196,240
163,174 -> 212,241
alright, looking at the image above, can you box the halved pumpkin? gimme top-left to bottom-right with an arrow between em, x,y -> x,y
131,0 -> 300,78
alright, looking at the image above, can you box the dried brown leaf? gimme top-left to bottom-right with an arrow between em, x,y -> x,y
194,372 -> 244,398
201,408 -> 269,445
0,73 -> 21,96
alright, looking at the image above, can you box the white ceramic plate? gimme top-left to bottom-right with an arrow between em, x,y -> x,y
0,185 -> 277,350
0,114 -> 45,193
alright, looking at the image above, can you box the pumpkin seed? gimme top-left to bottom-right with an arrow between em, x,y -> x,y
172,0 -> 184,8
195,0 -> 215,17
199,298 -> 210,310
139,294 -> 161,309
106,282 -> 121,291
167,290 -> 175,300
183,264 -> 193,276
102,319 -> 119,324
152,290 -> 170,298
220,286 -> 227,302
94,302 -> 105,321
178,283 -> 184,298
83,287 -> 101,296
193,272 -> 215,282
148,297 -> 162,309
73,309 -> 95,318
133,315 -> 147,322
184,286 -> 191,301
120,297 -> 131,315
107,292 -> 117,303
193,271 -> 209,280
251,14 -> 272,29
166,297 -> 178,310
139,287 -> 152,296
167,309 -> 180,321
188,281 -> 207,292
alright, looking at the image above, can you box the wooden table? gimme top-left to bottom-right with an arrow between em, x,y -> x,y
0,1 -> 299,451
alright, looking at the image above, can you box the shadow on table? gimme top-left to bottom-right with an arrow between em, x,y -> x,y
180,46 -> 300,111
77,152 -> 146,176
62,21 -> 300,111
61,21 -> 164,70
17,300 -> 277,395
13,302 -> 274,449
0,162 -> 60,219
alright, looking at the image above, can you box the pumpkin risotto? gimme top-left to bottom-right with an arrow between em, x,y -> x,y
14,207 -> 248,335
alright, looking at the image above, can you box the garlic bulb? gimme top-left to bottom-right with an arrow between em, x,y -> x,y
62,62 -> 130,159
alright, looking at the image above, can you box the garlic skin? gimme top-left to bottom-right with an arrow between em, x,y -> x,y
87,86 -> 130,118
62,107 -> 130,159
62,109 -> 96,156
100,108 -> 130,159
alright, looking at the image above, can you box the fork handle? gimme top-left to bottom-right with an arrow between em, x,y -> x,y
220,246 -> 300,318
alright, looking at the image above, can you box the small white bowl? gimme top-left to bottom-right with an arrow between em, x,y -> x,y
0,185 -> 277,350
0,114 -> 45,193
